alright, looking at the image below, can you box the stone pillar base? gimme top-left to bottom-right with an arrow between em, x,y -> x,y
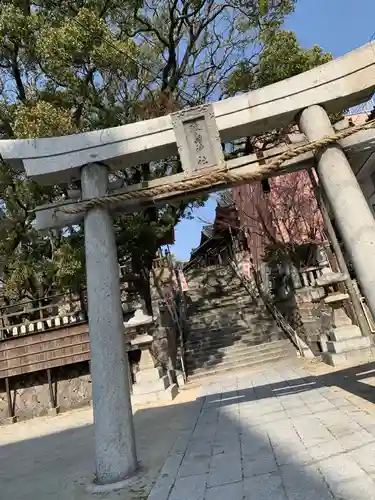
322,347 -> 375,367
86,476 -> 136,494
132,347 -> 178,405
48,406 -> 60,417
323,293 -> 374,367
4,416 -> 18,425
320,333 -> 329,352
176,372 -> 186,387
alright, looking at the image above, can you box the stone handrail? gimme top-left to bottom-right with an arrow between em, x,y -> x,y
0,310 -> 86,340
298,266 -> 326,289
0,294 -> 86,340
0,276 -> 157,340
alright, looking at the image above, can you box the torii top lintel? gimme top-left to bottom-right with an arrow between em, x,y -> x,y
1,42 -> 375,186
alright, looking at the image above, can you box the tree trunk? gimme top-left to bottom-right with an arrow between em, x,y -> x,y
139,274 -> 153,315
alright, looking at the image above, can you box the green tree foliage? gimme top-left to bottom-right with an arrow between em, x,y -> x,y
223,30 -> 333,271
225,30 -> 332,96
224,30 -> 332,153
0,0 -> 295,303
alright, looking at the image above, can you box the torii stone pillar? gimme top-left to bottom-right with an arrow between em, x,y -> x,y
299,105 -> 375,321
81,163 -> 137,487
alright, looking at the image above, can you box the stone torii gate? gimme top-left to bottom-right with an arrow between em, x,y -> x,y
2,42 -> 375,489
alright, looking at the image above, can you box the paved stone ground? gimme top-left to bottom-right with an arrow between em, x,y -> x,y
0,389 -> 199,500
149,363 -> 375,500
3,359 -> 375,499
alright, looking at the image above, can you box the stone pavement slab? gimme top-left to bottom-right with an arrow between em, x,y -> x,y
0,389 -> 202,500
148,364 -> 375,499
205,480 -> 244,500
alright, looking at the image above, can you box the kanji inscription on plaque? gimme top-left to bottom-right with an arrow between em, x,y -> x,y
171,104 -> 225,175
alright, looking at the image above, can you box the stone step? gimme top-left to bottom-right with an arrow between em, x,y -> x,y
188,280 -> 240,285
187,314 -> 251,326
187,349 -> 296,382
187,322 -> 247,333
187,310 -> 275,323
186,345 -> 251,363
131,384 -> 178,405
132,375 -> 170,395
183,358 -> 294,388
188,336 -> 292,351
185,339 -> 286,357
185,339 -> 292,359
185,328 -> 252,347
188,274 -> 242,282
188,302 -> 263,317
187,347 -> 296,371
187,304 -> 253,318
187,276 -> 242,285
186,270 -> 235,281
186,342 -> 295,368
322,346 -> 375,368
187,278 -> 243,287
187,295 -> 264,306
188,281 -> 247,296
329,325 -> 363,342
327,335 -> 372,354
187,322 -> 281,341
187,320 -> 252,332
135,367 -> 164,384
186,328 -> 283,347
187,313 -> 275,328
188,292 -> 245,301
187,295 -> 254,310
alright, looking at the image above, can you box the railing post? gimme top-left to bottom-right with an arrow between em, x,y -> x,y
5,377 -> 16,423
301,272 -> 309,288
46,368 -> 58,410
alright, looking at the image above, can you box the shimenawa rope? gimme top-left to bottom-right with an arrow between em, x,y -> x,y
56,118 -> 375,215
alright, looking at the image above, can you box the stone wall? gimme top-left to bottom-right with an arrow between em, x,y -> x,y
0,361 -> 92,425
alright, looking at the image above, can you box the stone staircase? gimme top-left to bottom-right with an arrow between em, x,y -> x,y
183,265 -> 297,383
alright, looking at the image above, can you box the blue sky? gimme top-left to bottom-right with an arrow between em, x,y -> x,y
169,0 -> 375,261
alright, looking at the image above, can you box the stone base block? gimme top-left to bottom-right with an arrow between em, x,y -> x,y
327,336 -> 371,354
132,384 -> 178,405
320,333 -> 329,352
331,303 -> 352,329
138,348 -> 156,371
135,367 -> 164,384
301,346 -> 315,360
323,347 -> 375,367
4,416 -> 18,425
164,383 -> 179,401
330,325 -> 362,342
176,373 -> 186,387
47,406 -> 60,416
132,375 -> 170,395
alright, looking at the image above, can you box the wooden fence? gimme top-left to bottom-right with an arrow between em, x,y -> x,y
0,323 -> 90,379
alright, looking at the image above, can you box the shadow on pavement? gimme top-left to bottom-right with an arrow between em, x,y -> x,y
2,361 -> 375,499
